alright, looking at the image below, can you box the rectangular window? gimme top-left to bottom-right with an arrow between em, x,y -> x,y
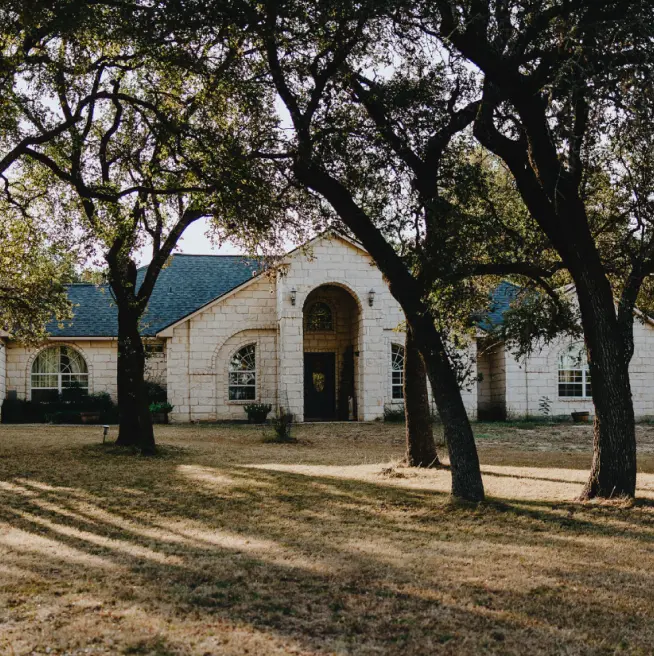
228,371 -> 256,400
392,371 -> 404,399
558,369 -> 592,398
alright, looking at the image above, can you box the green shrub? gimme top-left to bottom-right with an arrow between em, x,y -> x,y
243,403 -> 272,423
383,405 -> 406,423
144,381 -> 167,404
149,401 -> 174,414
266,407 -> 295,442
2,391 -> 118,424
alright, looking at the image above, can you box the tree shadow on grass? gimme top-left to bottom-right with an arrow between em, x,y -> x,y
1,443 -> 654,654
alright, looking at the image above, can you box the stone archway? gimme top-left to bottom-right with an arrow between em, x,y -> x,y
302,285 -> 361,421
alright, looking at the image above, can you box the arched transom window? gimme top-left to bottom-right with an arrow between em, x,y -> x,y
228,344 -> 256,400
391,344 -> 405,400
305,301 -> 333,332
558,343 -> 592,398
31,345 -> 88,402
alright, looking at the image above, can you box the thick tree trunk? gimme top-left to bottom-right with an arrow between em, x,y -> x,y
295,162 -> 484,501
574,274 -> 636,499
404,326 -> 440,467
114,303 -> 156,454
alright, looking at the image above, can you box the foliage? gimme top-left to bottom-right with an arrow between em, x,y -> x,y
144,381 -> 167,405
266,407 -> 295,443
243,403 -> 272,423
383,405 -> 406,423
2,391 -> 117,424
149,402 -> 174,414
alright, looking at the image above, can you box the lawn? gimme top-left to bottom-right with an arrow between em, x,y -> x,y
2,422 -> 654,655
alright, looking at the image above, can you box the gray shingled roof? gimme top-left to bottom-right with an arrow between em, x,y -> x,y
478,281 -> 521,332
47,254 -> 261,338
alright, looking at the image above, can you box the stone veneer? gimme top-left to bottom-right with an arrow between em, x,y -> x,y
2,234 -> 479,422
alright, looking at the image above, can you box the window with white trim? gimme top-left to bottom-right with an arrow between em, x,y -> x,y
228,344 -> 256,400
391,344 -> 405,400
31,345 -> 89,402
558,343 -> 592,398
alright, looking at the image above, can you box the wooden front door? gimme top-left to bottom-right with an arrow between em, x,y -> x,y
304,352 -> 336,421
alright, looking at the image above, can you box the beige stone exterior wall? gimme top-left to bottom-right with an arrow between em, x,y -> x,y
1,234 -> 480,423
5,340 -> 119,401
503,317 -> 654,419
165,274 -> 278,422
477,337 -> 506,419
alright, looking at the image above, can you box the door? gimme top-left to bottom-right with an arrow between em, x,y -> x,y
304,352 -> 336,421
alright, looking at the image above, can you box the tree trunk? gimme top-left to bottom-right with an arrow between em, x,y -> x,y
114,303 -> 156,454
294,162 -> 484,501
404,326 -> 440,467
573,273 -> 636,499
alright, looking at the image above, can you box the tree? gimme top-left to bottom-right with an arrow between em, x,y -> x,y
241,0 -> 485,500
0,211 -> 74,342
5,11 -> 286,452
403,326 -> 440,468
401,0 -> 654,498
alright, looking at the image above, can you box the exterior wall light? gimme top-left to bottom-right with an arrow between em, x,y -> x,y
368,289 -> 375,307
290,288 -> 297,306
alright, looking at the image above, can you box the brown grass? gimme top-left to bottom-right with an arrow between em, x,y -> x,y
1,421 -> 654,655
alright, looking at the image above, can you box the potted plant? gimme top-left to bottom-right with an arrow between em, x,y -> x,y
571,410 -> 591,423
150,401 -> 174,424
243,403 -> 272,424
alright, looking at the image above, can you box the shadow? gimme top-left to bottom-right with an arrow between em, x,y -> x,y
1,429 -> 654,654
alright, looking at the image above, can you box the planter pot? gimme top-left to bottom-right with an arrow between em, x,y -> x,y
152,412 -> 169,424
247,413 -> 270,424
80,412 -> 101,424
571,411 -> 591,423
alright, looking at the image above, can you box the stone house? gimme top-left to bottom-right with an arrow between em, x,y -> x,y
477,282 -> 654,420
0,233 -> 477,423
4,233 -> 649,423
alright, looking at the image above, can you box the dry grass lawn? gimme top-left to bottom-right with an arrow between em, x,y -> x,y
2,421 -> 654,655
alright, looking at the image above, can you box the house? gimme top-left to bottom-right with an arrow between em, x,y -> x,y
477,282 -> 654,420
0,233 -> 477,423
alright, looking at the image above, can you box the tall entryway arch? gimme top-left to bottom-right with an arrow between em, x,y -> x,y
303,284 -> 361,421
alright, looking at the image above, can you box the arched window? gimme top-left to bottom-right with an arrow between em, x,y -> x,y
391,344 -> 405,400
558,343 -> 592,398
228,344 -> 256,400
31,345 -> 88,402
305,301 -> 333,331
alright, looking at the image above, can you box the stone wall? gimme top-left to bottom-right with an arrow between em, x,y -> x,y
504,317 -> 654,419
163,235 -> 479,423
5,340 -> 119,401
166,275 -> 278,422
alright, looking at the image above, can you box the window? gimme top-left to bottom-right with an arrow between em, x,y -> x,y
305,301 -> 333,331
558,343 -> 592,398
228,344 -> 256,400
144,342 -> 164,355
391,344 -> 405,400
31,345 -> 89,402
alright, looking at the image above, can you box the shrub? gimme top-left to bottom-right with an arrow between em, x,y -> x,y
383,405 -> 406,423
243,403 -> 272,423
266,407 -> 295,442
149,401 -> 174,414
144,381 -> 167,404
2,391 -> 118,424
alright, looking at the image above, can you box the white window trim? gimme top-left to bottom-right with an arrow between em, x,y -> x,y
558,344 -> 592,399
227,343 -> 258,404
30,346 -> 89,400
390,343 -> 405,401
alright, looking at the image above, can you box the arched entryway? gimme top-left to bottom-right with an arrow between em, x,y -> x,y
303,284 -> 361,421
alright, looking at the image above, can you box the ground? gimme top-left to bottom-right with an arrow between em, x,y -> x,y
2,422 -> 654,655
